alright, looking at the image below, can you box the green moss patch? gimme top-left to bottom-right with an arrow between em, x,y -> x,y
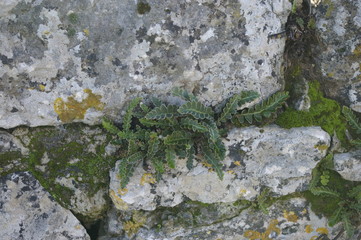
276,81 -> 348,146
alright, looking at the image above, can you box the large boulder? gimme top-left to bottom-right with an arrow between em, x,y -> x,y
109,126 -> 330,211
0,172 -> 90,240
0,0 -> 291,128
314,0 -> 361,112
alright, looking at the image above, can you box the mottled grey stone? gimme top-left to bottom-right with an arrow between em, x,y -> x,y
100,198 -> 346,240
0,172 -> 90,240
334,150 -> 361,181
314,0 -> 361,112
0,0 -> 291,128
109,126 -> 330,211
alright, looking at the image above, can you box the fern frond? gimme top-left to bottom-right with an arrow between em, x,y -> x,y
178,101 -> 214,120
186,145 -> 195,170
127,139 -> 139,155
151,97 -> 162,107
328,206 -> 343,226
217,91 -> 260,124
151,157 -> 165,181
342,214 -> 355,238
236,91 -> 288,124
203,120 -> 220,143
309,167 -> 322,190
342,106 -> 361,135
202,146 -> 224,180
102,118 -> 121,134
123,98 -> 141,132
145,104 -> 179,120
172,87 -> 197,101
180,118 -> 208,133
139,102 -> 150,113
348,185 -> 361,202
208,138 -> 226,161
139,118 -> 177,128
165,148 -> 176,169
119,152 -> 145,188
147,133 -> 160,159
350,139 -> 361,147
164,131 -> 192,145
310,186 -> 341,198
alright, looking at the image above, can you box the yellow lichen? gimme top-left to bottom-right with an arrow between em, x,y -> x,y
234,161 -> 241,166
123,211 -> 147,237
140,173 -> 156,185
244,219 -> 280,240
54,89 -> 104,122
118,188 -> 128,195
239,189 -> 247,195
39,84 -> 46,91
83,29 -> 90,36
314,144 -> 328,151
202,162 -> 212,168
283,210 -> 298,222
227,170 -> 235,175
353,44 -> 361,56
109,189 -> 128,210
316,227 -> 329,235
305,225 -> 314,233
244,230 -> 262,240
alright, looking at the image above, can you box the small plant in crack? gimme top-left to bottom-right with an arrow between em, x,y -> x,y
103,88 -> 288,188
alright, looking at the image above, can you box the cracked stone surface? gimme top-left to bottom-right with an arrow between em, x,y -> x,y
334,150 -> 361,182
109,126 -> 330,211
0,0 -> 291,128
314,0 -> 361,112
0,171 -> 90,240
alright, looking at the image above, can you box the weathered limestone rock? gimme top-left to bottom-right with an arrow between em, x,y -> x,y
0,172 -> 90,240
314,0 -> 361,112
4,125 -> 113,221
100,198 -> 346,240
0,0 -> 291,128
109,126 -> 330,211
334,150 -> 361,181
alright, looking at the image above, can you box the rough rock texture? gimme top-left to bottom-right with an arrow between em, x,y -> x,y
99,198 -> 346,240
1,124 -> 114,221
314,0 -> 361,112
0,171 -> 90,240
109,126 -> 330,211
334,150 -> 361,181
0,0 -> 291,128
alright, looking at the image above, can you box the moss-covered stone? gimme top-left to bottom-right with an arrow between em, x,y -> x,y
276,81 -> 348,146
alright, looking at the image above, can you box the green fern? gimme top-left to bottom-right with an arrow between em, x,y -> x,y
119,152 -> 145,188
145,104 -> 179,120
104,89 -> 286,187
348,185 -> 361,202
310,186 -> 341,198
164,131 -> 193,145
172,87 -> 198,101
102,118 -> 120,134
217,91 -> 259,125
342,106 -> 361,134
123,98 -> 142,132
165,148 -> 176,169
235,91 -> 289,124
328,206 -> 343,226
180,118 -> 208,133
342,214 -> 355,238
202,145 -> 224,180
178,101 -> 214,120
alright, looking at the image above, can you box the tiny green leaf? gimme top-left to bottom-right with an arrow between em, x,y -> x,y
178,101 -> 214,120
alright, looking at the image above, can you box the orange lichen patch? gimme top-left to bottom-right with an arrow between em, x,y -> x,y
244,230 -> 262,240
140,173 -> 156,186
244,219 -> 280,240
109,189 -> 128,210
353,44 -> 361,56
118,188 -> 128,196
283,210 -> 298,222
234,161 -> 241,166
316,227 -> 329,235
54,89 -> 104,122
305,225 -> 314,233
